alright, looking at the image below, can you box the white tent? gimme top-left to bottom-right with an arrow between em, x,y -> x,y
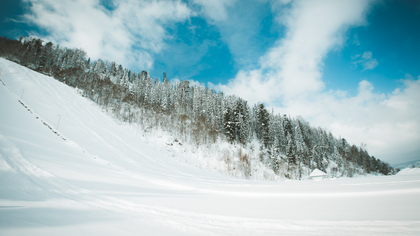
309,169 -> 327,180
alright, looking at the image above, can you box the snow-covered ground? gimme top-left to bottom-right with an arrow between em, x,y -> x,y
1,58 -> 419,235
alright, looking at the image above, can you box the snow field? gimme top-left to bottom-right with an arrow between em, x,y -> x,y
1,58 -> 420,235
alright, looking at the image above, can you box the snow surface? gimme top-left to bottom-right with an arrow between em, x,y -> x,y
1,57 -> 420,235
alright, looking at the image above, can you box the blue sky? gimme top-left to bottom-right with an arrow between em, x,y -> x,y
1,0 -> 420,164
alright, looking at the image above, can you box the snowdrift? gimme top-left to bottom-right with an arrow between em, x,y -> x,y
1,58 -> 420,235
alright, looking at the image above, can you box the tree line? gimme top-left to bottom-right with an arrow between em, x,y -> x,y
0,36 -> 395,179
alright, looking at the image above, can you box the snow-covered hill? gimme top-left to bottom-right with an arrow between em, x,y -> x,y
1,58 -> 420,235
397,168 -> 420,176
394,160 -> 420,169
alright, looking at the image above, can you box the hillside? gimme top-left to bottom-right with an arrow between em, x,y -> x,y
1,54 -> 420,235
0,36 -> 394,180
394,160 -> 420,169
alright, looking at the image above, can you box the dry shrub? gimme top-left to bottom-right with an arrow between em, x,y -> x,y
222,149 -> 232,172
238,148 -> 251,178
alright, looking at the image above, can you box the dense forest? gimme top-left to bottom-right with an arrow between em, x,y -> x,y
0,36 -> 395,179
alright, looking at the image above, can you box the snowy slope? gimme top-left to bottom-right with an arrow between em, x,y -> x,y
394,160 -> 420,169
397,168 -> 420,175
1,58 -> 420,235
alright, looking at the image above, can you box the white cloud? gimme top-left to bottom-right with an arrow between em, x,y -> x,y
192,0 -> 277,70
192,0 -> 238,23
352,51 -> 379,71
312,77 -> 420,164
214,0 -> 376,103
22,0 -> 192,70
352,34 -> 361,45
211,69 -> 277,106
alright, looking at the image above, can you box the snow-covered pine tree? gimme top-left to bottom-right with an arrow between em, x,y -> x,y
256,103 -> 270,148
270,136 -> 281,174
37,41 -> 53,72
223,105 -> 234,144
294,123 -> 307,179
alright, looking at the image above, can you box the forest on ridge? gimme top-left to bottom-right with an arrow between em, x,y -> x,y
0,36 -> 395,180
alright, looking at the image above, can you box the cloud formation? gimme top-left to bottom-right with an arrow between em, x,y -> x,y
22,0 -> 192,70
215,0 -> 375,103
192,0 -> 278,70
352,51 -> 379,71
192,0 -> 238,23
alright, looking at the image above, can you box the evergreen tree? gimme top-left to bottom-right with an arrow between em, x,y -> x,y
271,137 -> 281,174
37,41 -> 53,71
223,106 -> 234,143
256,103 -> 270,148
